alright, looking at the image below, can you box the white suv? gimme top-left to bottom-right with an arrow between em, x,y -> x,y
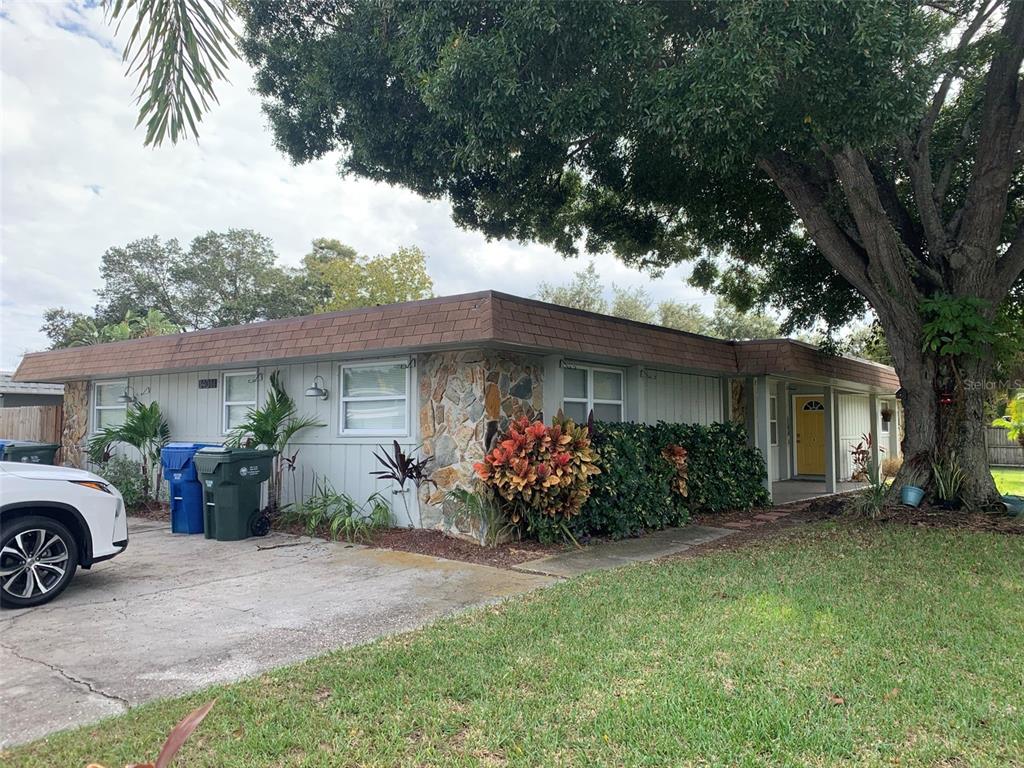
0,462 -> 128,608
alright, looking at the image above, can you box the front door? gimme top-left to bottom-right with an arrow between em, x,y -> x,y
794,396 -> 826,475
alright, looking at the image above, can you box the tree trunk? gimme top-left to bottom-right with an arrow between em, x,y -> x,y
885,324 -> 999,507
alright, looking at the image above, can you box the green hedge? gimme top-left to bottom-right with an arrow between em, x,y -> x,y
573,421 -> 770,540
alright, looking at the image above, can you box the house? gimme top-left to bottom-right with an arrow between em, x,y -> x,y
12,291 -> 901,528
0,371 -> 64,408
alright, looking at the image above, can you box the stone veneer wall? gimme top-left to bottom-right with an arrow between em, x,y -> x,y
61,380 -> 89,468
417,350 -> 544,536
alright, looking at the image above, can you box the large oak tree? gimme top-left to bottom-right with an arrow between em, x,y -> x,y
117,0 -> 1024,503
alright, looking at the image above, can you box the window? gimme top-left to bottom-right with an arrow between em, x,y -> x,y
881,400 -> 892,434
94,381 -> 127,431
769,395 -> 779,446
340,361 -> 409,435
802,400 -> 825,411
562,366 -> 624,423
223,371 -> 257,433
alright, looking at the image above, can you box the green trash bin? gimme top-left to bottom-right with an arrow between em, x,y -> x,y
0,440 -> 60,465
194,447 -> 277,541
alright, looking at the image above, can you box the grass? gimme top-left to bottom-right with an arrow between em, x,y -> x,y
8,523 -> 1024,767
993,466 -> 1024,496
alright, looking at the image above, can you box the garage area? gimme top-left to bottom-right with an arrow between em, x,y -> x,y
0,518 -> 552,748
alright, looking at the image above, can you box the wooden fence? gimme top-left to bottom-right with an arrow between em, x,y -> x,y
987,426 -> 1024,467
0,405 -> 62,444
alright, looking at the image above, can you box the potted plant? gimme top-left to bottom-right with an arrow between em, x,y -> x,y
880,405 -> 893,425
931,453 -> 967,510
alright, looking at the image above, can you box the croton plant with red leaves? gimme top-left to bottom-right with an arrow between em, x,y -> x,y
473,416 -> 600,521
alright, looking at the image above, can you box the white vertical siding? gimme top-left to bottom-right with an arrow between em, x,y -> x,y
837,394 -> 871,481
95,357 -> 421,521
641,371 -> 723,426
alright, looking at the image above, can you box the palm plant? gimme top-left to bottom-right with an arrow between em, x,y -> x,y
992,392 -> 1024,450
88,401 -> 171,501
226,370 -> 324,514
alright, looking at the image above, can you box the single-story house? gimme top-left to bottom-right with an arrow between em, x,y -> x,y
13,291 -> 901,528
0,371 -> 64,408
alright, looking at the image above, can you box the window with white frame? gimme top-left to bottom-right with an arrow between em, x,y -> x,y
769,395 -> 779,446
94,381 -> 127,431
562,366 -> 624,423
223,371 -> 257,433
340,361 -> 409,435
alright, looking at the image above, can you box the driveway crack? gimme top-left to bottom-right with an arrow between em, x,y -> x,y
0,642 -> 130,710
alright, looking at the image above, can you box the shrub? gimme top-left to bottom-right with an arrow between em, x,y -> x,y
573,421 -> 682,539
575,421 -> 770,540
653,422 -> 771,513
881,456 -> 903,479
445,486 -> 510,547
95,456 -> 147,509
290,475 -> 390,542
473,416 -> 600,541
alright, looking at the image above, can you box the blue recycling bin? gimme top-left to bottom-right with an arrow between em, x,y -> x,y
161,442 -> 220,534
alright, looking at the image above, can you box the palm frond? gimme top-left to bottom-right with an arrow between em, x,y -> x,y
106,0 -> 238,146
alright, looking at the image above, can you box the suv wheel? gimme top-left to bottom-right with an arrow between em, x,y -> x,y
0,516 -> 79,608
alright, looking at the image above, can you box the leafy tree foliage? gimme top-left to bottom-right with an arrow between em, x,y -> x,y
535,265 -> 779,338
235,0 -> 1024,503
656,300 -> 709,334
536,262 -> 608,314
41,230 -> 438,349
610,285 -> 656,324
302,239 -> 434,312
42,308 -> 179,348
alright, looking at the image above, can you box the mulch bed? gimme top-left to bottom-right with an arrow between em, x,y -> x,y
364,528 -> 564,568
272,517 -> 563,568
869,504 -> 1024,534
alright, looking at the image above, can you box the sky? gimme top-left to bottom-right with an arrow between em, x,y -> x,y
0,1 -> 715,371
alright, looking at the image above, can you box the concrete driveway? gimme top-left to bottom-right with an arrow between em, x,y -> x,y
0,518 -> 552,748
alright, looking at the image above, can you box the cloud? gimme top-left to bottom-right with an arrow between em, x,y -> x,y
0,1 -> 714,370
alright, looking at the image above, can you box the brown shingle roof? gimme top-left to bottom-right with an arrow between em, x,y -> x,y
13,291 -> 900,391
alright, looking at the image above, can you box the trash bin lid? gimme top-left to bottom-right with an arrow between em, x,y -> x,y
161,442 -> 221,470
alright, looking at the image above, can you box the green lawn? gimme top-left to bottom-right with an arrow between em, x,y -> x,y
8,524 -> 1023,768
993,466 -> 1024,496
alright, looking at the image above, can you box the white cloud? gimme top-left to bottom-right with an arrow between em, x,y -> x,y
0,1 -> 713,370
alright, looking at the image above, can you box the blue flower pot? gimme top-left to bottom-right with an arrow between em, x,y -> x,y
1003,495 -> 1024,516
900,485 -> 925,507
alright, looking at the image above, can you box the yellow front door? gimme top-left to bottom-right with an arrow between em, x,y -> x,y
794,396 -> 826,475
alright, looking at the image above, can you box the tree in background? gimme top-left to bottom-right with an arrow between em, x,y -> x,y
302,239 -> 434,312
40,232 -> 436,349
656,301 -> 709,334
610,286 -> 656,324
43,309 -> 180,348
536,262 -> 608,315
706,300 -> 781,342
536,265 -> 779,339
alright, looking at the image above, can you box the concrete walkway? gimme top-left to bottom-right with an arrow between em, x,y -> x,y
512,525 -> 734,578
0,519 -> 552,748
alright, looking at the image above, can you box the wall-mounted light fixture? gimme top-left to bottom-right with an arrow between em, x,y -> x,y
304,375 -> 329,400
117,384 -> 150,405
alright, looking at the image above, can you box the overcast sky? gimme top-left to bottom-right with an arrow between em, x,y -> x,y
0,1 -> 715,371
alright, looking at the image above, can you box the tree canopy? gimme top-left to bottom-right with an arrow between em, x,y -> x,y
42,231 -> 436,349
233,0 -> 1023,501
303,239 -> 434,312
536,261 -> 780,339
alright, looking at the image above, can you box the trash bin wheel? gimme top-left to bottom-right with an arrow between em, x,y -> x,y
251,514 -> 271,537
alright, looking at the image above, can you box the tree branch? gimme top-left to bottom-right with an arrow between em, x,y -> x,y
955,0 -> 1024,269
997,218 -> 1024,289
756,152 -> 878,304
